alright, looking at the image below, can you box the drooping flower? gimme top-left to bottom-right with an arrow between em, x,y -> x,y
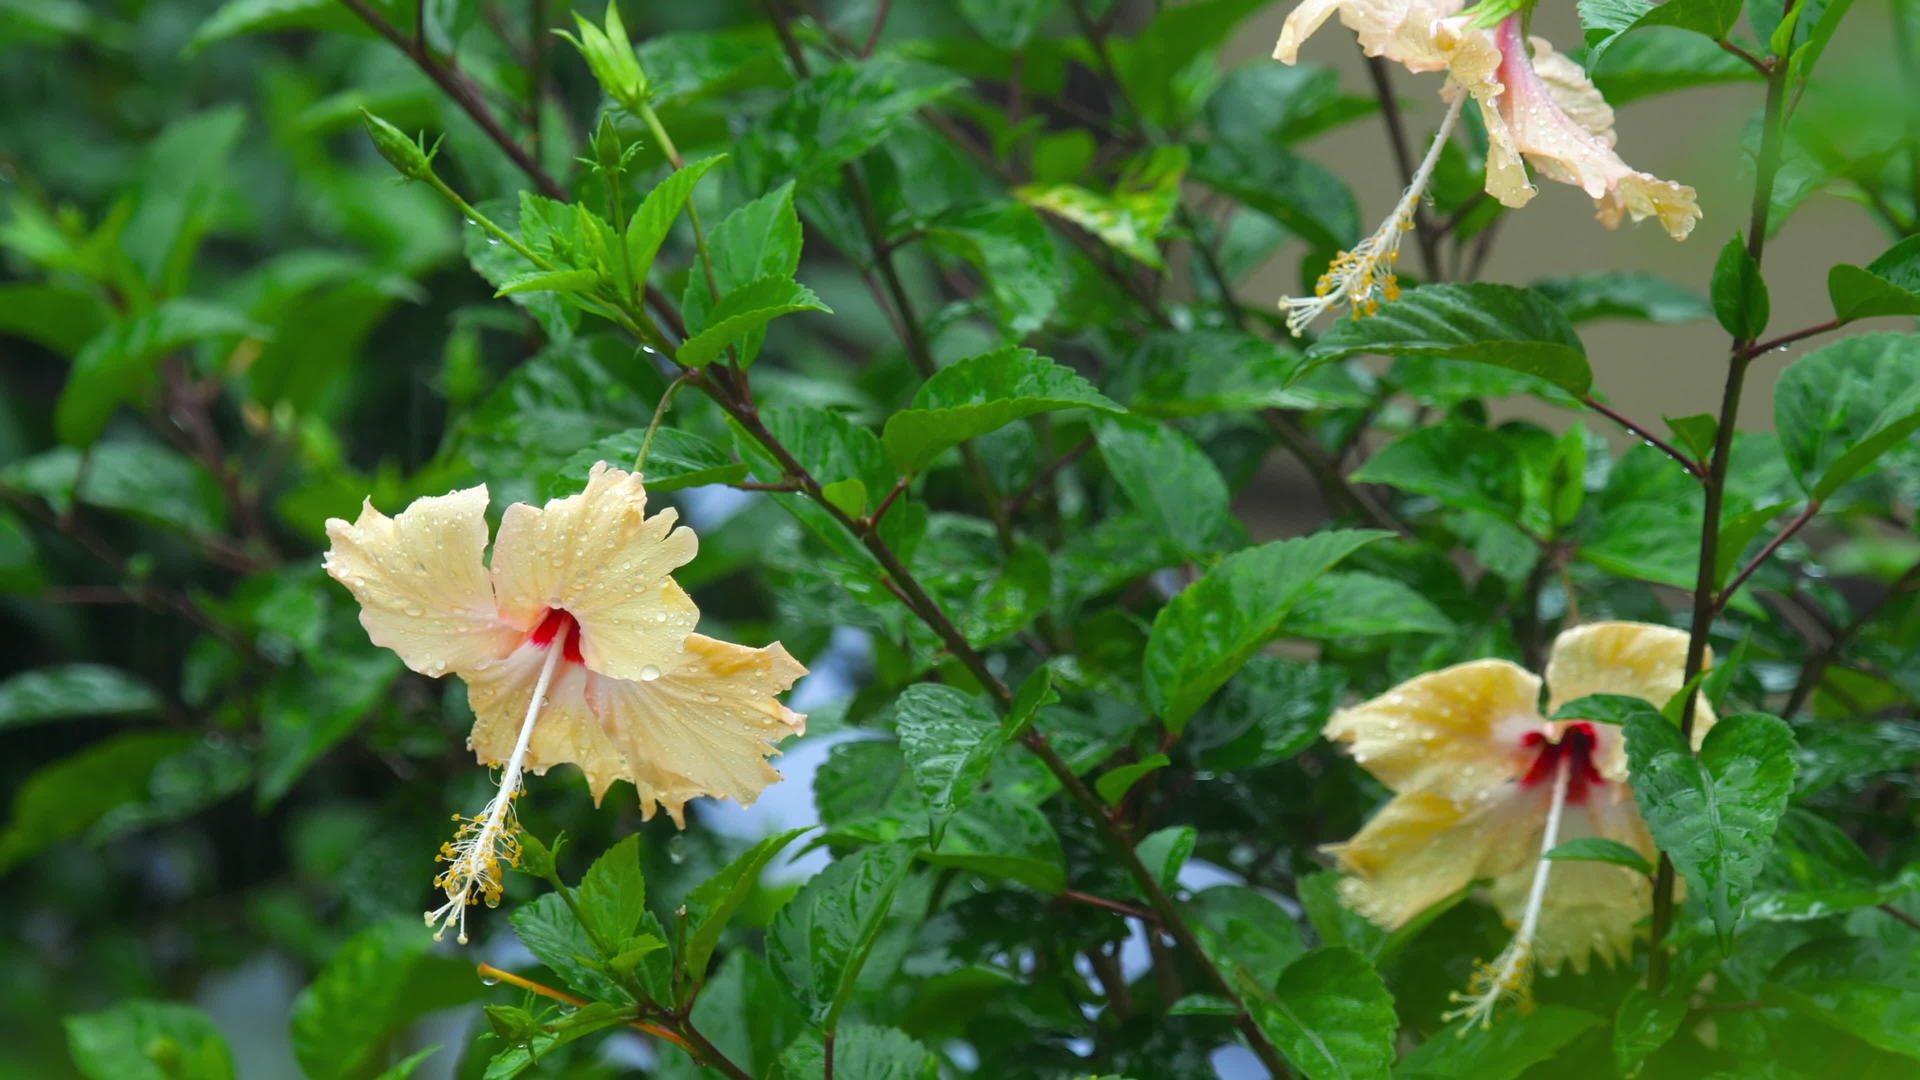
1271,1 -> 1698,331
323,462 -> 806,942
1321,622 -> 1712,1027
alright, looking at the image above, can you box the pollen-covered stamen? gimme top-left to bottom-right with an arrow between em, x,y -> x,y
425,635 -> 565,944
529,607 -> 585,664
1280,92 -> 1465,336
1445,745 -> 1574,1031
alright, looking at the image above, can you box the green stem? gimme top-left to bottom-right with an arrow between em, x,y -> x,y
635,373 -> 694,475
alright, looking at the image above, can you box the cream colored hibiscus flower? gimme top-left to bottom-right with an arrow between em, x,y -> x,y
1323,622 -> 1711,1026
323,462 -> 806,942
1272,2 -> 1698,332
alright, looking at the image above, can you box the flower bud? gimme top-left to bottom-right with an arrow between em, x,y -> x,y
556,4 -> 649,115
358,108 -> 440,182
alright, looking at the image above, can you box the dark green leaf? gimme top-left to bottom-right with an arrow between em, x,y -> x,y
882,347 -> 1120,474
1775,333 -> 1920,499
1544,836 -> 1655,876
776,1024 -> 938,1080
891,684 -> 1005,841
1094,414 -> 1231,560
1581,0 -> 1743,67
65,1000 -> 234,1080
1399,1005 -> 1604,1078
577,834 -> 647,947
548,427 -> 748,497
1586,27 -> 1761,103
1096,754 -> 1169,806
0,731 -> 193,873
1531,272 -> 1712,324
924,794 -> 1066,893
1145,530 -> 1388,732
1306,284 -> 1591,397
1711,233 -> 1770,340
1191,139 -> 1359,253
1282,572 -> 1453,639
1245,948 -> 1396,1080
56,300 -> 262,446
1550,692 -> 1667,725
1136,824 -> 1194,892
288,919 -> 455,1080
1625,710 -> 1797,942
684,828 -> 810,980
1192,657 -> 1346,770
510,892 -> 629,1003
1614,989 -> 1687,1076
1762,938 -> 1920,1060
0,664 -> 161,730
926,202 -> 1062,337
675,276 -> 829,369
186,0 -> 371,53
1190,885 -> 1308,992
257,650 -> 403,807
1350,423 -> 1527,520
769,842 -> 915,1025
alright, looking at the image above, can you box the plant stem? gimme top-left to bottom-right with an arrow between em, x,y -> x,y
1737,317 -> 1843,360
474,964 -> 691,1049
1784,556 -> 1920,715
1580,396 -> 1704,478
1648,16 -> 1798,991
1714,501 -> 1820,609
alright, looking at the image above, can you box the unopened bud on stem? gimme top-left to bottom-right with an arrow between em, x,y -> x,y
359,108 -> 441,182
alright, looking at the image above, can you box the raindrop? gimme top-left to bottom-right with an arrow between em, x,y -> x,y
640,665 -> 662,681
479,972 -> 501,986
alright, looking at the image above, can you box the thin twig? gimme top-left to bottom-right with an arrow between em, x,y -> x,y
1061,889 -> 1163,926
1006,436 -> 1094,517
474,964 -> 690,1050
1714,501 -> 1820,610
1737,318 -> 1844,360
1784,557 -> 1920,715
861,0 -> 892,56
1716,37 -> 1772,76
1581,396 -> 1705,478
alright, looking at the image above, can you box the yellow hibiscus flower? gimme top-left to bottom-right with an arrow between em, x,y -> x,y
1271,2 -> 1698,332
323,462 -> 806,942
1322,622 -> 1712,1026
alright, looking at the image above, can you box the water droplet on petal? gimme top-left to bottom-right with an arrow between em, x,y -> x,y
640,665 -> 661,681
480,973 -> 501,986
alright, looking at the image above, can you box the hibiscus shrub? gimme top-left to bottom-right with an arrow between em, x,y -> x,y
6,0 -> 1920,1078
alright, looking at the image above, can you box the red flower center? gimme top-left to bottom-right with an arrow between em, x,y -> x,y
1519,722 -> 1604,804
529,608 -> 584,664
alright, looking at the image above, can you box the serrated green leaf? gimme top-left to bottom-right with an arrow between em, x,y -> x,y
65,1000 -> 234,1080
1306,284 -> 1591,397
775,1024 -> 939,1080
675,276 -> 828,369
769,842 -> 915,1025
683,828 -> 809,981
577,834 -> 646,947
1093,414 -> 1231,560
1145,530 -> 1388,732
626,154 -> 728,290
1775,333 -> 1920,499
891,685 -> 1006,842
1625,710 -> 1797,943
1244,948 -> 1395,1080
882,347 -> 1119,474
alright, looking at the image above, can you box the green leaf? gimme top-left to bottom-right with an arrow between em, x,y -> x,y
481,1005 -> 628,1080
1587,26 -> 1761,103
577,834 -> 647,947
1145,530 -> 1388,732
1244,948 -> 1396,1080
510,893 -> 630,1003
0,664 -> 161,731
675,276 -> 829,369
926,202 -> 1062,337
66,1000 -> 234,1080
1545,836 -> 1655,876
1614,989 -> 1688,1076
1551,692 -> 1668,725
56,300 -> 262,446
1580,0 -> 1743,67
548,426 -> 748,497
1666,413 -> 1717,461
1191,657 -> 1346,770
626,154 -> 728,291
1530,272 -> 1712,324
749,58 -> 964,184
1191,139 -> 1360,253
891,685 -> 1006,843
1282,572 -> 1453,639
1094,414 -> 1231,560
769,842 -> 915,1025
1122,330 -> 1367,416
1775,333 -> 1920,499
1190,885 -> 1308,991
682,180 -> 801,365
492,268 -> 601,296
4,442 -> 229,535
1351,423 -> 1527,520
257,650 -> 403,807
1398,1005 -> 1605,1079
882,347 -> 1121,475
1762,938 -> 1920,1060
1016,146 -> 1189,268
0,282 -> 112,356
1306,284 -> 1591,397
0,731 -> 193,873
1625,710 -> 1797,943
124,106 -> 247,295
683,828 -> 810,980
1096,754 -> 1169,805
186,0 -> 371,54
923,794 -> 1066,893
775,1024 -> 938,1080
1136,824 -> 1194,892
289,918 -> 464,1080
1710,233 -> 1770,340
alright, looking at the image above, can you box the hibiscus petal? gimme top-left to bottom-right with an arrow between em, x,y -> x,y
464,643 -> 628,802
584,633 -> 807,827
1325,658 -> 1542,801
323,486 -> 522,677
490,461 -> 700,683
1325,788 -> 1542,929
1544,621 -> 1715,779
1486,791 -> 1655,974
